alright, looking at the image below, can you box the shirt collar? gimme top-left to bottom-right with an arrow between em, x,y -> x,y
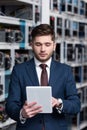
34,57 -> 52,68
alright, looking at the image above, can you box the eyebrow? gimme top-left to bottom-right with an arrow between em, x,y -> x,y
34,42 -> 53,44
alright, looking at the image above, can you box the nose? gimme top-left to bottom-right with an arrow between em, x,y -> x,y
41,45 -> 45,51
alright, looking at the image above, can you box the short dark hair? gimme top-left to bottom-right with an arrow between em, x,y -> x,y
31,24 -> 55,42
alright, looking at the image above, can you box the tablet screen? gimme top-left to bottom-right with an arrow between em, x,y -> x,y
26,86 -> 52,113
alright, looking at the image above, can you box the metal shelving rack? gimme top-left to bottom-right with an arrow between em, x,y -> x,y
49,0 -> 87,130
0,0 -> 41,129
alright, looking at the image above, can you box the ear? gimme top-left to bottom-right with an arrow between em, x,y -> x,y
29,42 -> 32,46
30,42 -> 34,49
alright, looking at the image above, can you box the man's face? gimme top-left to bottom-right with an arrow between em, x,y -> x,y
31,35 -> 56,62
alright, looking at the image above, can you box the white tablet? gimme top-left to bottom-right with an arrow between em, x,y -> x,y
26,86 -> 52,113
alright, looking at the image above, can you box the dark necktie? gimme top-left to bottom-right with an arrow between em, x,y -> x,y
40,64 -> 48,86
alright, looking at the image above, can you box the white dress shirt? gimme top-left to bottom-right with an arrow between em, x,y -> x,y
34,57 -> 52,85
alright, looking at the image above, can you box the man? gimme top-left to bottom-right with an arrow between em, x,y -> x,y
6,24 -> 81,130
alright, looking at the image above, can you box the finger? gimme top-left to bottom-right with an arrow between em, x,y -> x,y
30,105 -> 42,112
28,104 -> 42,114
21,102 -> 37,118
23,102 -> 37,110
52,97 -> 58,107
28,102 -> 37,108
28,106 -> 43,118
24,104 -> 42,117
30,108 -> 42,116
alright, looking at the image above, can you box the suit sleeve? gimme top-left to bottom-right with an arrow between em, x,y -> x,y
5,65 -> 22,121
62,66 -> 81,115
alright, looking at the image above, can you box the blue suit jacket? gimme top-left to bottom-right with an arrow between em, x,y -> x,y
6,58 -> 81,130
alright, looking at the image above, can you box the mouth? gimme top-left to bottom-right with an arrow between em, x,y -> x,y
39,53 -> 47,57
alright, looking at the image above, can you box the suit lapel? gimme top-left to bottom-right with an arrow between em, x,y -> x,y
25,58 -> 61,87
25,58 -> 39,86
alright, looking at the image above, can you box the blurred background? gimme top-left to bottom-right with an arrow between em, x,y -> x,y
0,0 -> 87,130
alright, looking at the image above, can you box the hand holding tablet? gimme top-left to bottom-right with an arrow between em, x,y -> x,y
26,86 -> 52,113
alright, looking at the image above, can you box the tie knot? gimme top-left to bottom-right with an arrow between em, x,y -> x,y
40,64 -> 47,70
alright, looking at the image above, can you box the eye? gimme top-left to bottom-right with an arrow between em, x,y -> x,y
45,42 -> 52,46
34,42 -> 41,46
